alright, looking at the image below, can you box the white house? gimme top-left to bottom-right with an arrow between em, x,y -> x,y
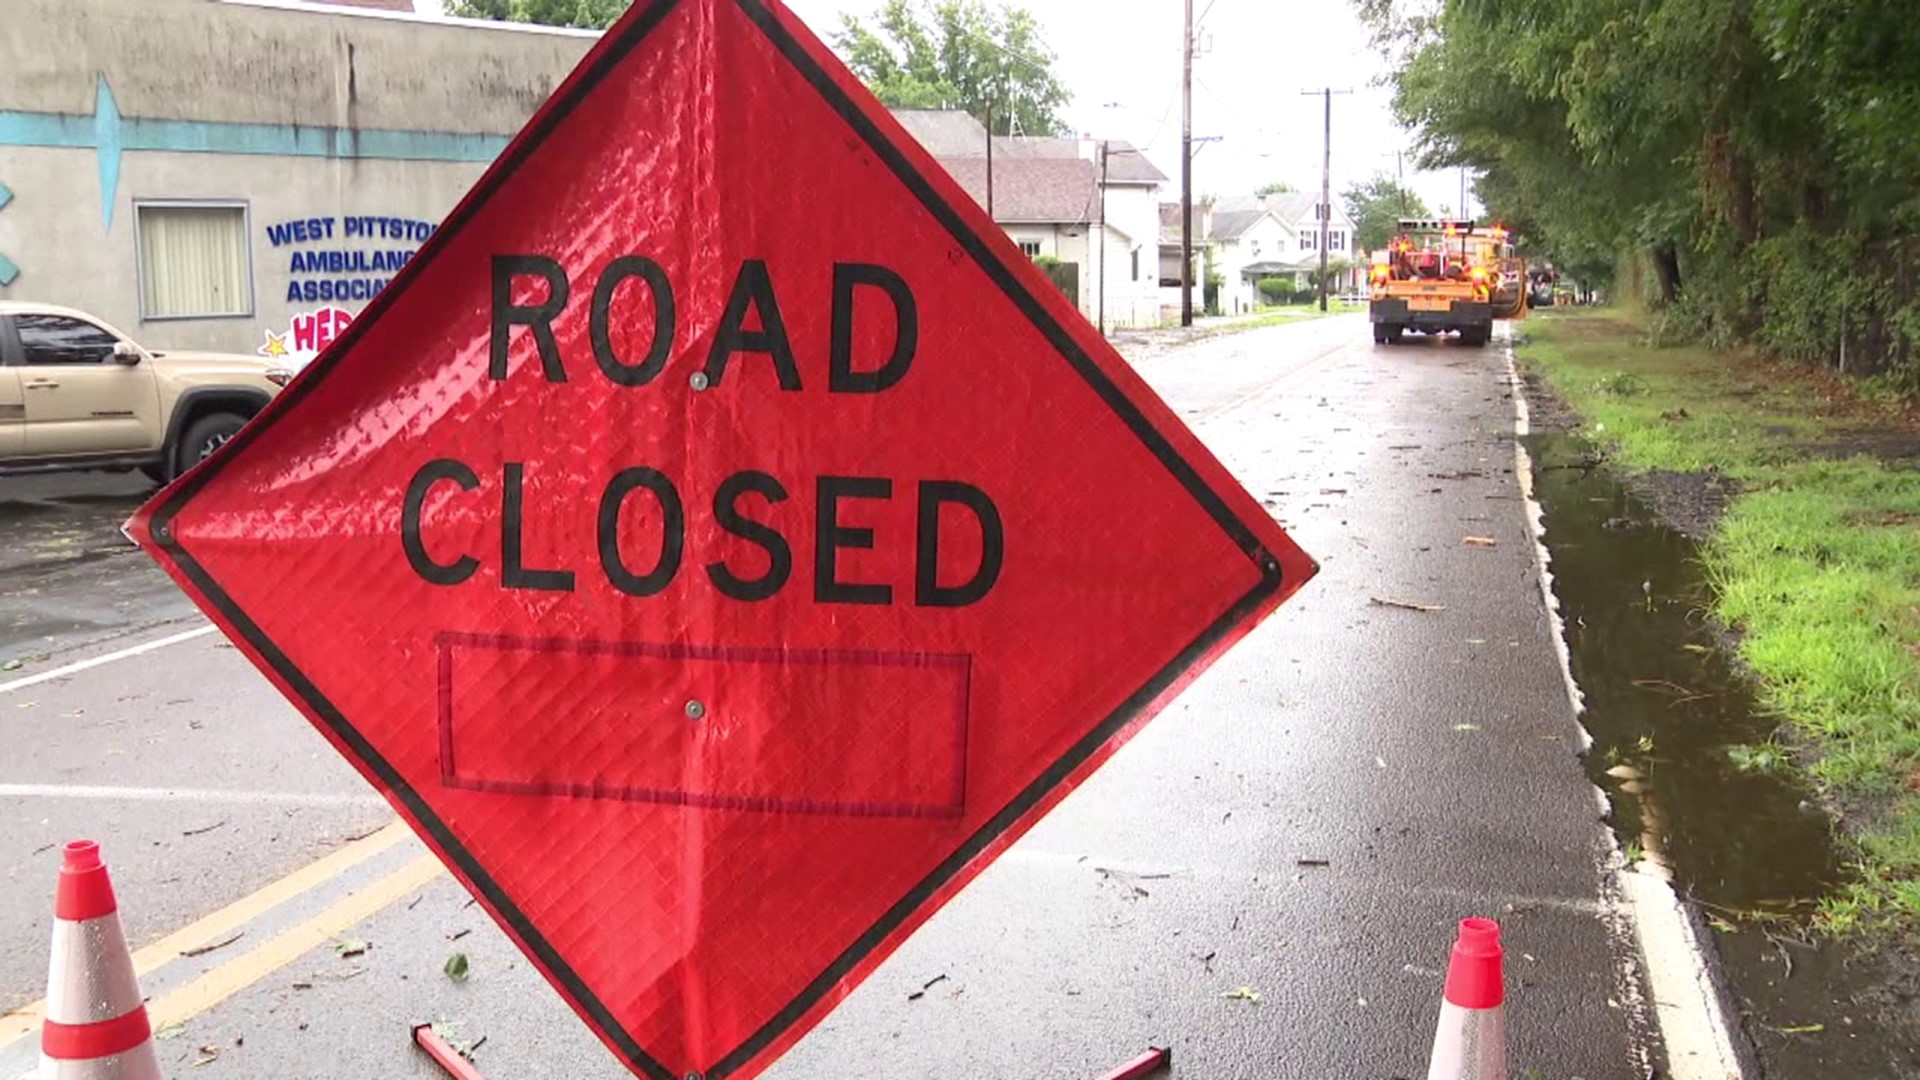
1159,192 -> 1363,315
892,110 -> 1167,331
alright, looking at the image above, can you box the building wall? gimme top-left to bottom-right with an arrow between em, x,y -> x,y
1093,183 -> 1161,330
0,0 -> 593,355
1215,216 -> 1292,315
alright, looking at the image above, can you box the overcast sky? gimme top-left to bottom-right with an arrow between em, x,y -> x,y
781,0 -> 1469,213
417,0 -> 1472,214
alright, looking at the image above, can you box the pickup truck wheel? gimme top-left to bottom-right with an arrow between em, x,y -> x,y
176,412 -> 248,475
140,464 -> 169,486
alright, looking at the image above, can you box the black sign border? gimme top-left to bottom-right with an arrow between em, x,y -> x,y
149,2 -> 1288,1076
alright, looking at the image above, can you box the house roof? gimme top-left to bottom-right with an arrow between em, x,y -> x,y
1102,141 -> 1166,184
941,157 -> 1098,226
1210,208 -> 1272,241
1159,200 -> 1214,245
892,109 -> 990,158
985,136 -> 1167,185
305,0 -> 414,9
889,111 -> 1162,227
1263,191 -> 1320,224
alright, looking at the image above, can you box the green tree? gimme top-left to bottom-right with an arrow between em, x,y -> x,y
1361,0 -> 1920,375
1256,180 -> 1298,197
447,0 -> 631,28
835,0 -> 1069,135
1342,175 -> 1428,251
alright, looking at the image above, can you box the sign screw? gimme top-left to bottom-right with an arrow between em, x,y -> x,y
688,371 -> 710,391
685,700 -> 706,721
686,1073 -> 702,1080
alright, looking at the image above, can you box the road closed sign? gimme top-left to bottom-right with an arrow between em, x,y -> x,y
128,1 -> 1317,1077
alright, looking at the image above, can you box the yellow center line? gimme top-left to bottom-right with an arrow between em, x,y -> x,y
145,854 -> 446,1031
0,818 -> 413,1049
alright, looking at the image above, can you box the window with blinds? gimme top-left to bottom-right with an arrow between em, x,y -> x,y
136,203 -> 252,319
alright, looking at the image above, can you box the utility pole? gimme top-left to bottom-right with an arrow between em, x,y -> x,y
1180,0 -> 1195,327
1302,87 -> 1351,312
1098,140 -> 1110,335
985,100 -> 995,220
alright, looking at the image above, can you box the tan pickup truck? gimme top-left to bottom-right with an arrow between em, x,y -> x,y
0,302 -> 294,484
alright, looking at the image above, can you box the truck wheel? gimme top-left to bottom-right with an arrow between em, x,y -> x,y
175,412 -> 248,476
1385,326 -> 1404,345
140,464 -> 169,486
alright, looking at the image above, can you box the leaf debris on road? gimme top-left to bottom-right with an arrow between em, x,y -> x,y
181,819 -> 228,837
1463,536 -> 1498,547
444,952 -> 470,983
1369,596 -> 1445,613
180,930 -> 244,958
333,937 -> 368,958
907,973 -> 949,1001
1222,986 -> 1261,1003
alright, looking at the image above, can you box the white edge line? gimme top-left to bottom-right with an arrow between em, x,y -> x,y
1502,328 -> 1746,1079
0,624 -> 218,695
0,783 -> 385,807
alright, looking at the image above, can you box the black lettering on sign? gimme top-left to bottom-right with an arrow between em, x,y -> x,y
915,481 -> 1004,607
501,462 -> 575,592
401,458 -> 481,586
707,470 -> 792,602
490,255 -> 569,383
814,475 -> 892,605
703,259 -> 801,391
591,256 -> 676,388
829,263 -> 918,394
598,467 -> 685,597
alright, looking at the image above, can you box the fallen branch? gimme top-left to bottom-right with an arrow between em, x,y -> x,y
1369,596 -> 1445,613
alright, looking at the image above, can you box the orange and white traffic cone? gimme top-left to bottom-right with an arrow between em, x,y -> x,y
1426,917 -> 1507,1080
38,840 -> 162,1080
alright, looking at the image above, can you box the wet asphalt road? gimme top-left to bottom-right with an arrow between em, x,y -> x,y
0,315 -> 1651,1079
0,472 -> 198,666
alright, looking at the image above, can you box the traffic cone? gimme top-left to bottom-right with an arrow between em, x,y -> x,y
1425,917 -> 1507,1080
38,840 -> 162,1080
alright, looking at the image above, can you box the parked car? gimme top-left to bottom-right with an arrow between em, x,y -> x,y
0,302 -> 293,483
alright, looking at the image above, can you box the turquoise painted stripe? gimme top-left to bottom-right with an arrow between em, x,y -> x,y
0,111 -> 96,149
0,77 -> 510,230
0,181 -> 14,286
0,111 -> 508,162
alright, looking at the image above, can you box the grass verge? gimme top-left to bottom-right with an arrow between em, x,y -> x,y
1516,309 -> 1920,933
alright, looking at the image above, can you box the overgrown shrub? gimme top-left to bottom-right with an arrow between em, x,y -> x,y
1258,277 -> 1296,305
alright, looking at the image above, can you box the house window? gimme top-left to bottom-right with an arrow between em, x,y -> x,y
137,202 -> 252,319
1327,230 -> 1347,252
1019,240 -> 1043,258
1251,239 -> 1261,257
1299,231 -> 1316,251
